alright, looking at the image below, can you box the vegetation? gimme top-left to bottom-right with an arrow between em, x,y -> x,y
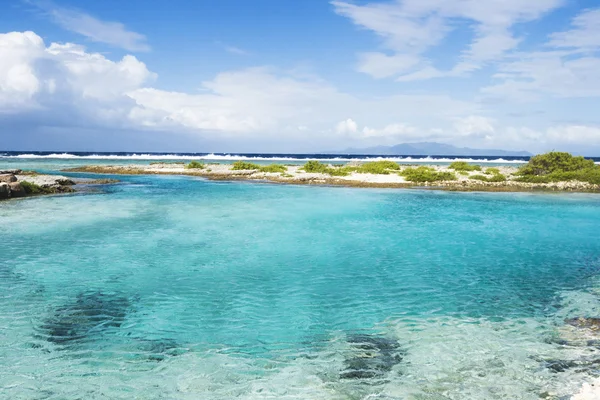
232,161 -> 288,173
485,167 -> 501,175
20,181 -> 55,195
400,166 -> 457,182
470,173 -> 507,182
186,161 -> 206,169
515,152 -> 600,184
301,160 -> 330,173
231,161 -> 261,170
355,160 -> 400,174
449,161 -> 482,172
259,164 -> 288,173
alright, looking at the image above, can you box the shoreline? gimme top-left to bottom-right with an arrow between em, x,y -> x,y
63,163 -> 600,193
0,169 -> 119,201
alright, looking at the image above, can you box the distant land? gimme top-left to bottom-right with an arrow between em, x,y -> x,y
329,142 -> 533,157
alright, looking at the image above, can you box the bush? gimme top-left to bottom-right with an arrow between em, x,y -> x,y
355,160 -> 400,174
232,161 -> 261,170
449,161 -> 482,172
259,164 -> 287,173
301,160 -> 330,173
485,167 -> 501,175
400,166 -> 457,182
470,174 -> 507,182
518,152 -> 595,176
20,181 -> 54,195
186,161 -> 205,169
516,152 -> 600,184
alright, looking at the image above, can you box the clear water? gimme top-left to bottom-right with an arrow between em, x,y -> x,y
2,160 -> 600,399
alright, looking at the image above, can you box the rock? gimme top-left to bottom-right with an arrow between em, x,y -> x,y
340,334 -> 404,380
0,169 -> 21,175
0,183 -> 9,200
0,174 -> 17,183
565,317 -> 600,331
55,178 -> 76,186
38,291 -> 131,346
8,182 -> 26,198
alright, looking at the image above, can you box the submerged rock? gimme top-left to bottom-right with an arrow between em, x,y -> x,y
39,291 -> 131,345
340,334 -> 404,380
565,317 -> 600,331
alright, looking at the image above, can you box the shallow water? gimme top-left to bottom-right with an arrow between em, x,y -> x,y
2,166 -> 600,399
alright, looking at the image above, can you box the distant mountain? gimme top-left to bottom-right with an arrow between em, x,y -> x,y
330,142 -> 532,157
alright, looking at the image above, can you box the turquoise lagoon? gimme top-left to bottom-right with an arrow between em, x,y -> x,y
2,159 -> 600,399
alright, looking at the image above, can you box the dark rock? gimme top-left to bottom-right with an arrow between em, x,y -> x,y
0,174 -> 17,183
8,182 -> 26,198
565,317 -> 600,330
0,183 -> 8,200
340,334 -> 404,380
544,358 -> 600,373
55,178 -> 76,186
54,185 -> 76,193
38,292 -> 131,345
0,169 -> 21,175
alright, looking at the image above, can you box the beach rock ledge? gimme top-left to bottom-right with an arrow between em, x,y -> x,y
0,170 -> 75,200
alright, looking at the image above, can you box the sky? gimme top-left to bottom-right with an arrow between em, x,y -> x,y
1,0 -> 600,154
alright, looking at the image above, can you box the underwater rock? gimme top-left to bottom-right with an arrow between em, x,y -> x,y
340,334 -> 404,380
39,291 -> 131,345
565,317 -> 600,331
544,358 -> 600,373
135,338 -> 186,362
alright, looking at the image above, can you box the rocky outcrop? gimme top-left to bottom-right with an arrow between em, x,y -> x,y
0,174 -> 17,183
0,183 -> 9,200
0,173 -> 75,200
8,182 -> 26,197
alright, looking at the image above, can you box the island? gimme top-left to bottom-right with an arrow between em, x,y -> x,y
64,152 -> 600,193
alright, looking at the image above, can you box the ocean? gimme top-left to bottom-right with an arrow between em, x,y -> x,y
1,154 -> 600,399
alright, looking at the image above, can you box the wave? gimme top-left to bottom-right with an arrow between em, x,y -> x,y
0,152 -> 532,163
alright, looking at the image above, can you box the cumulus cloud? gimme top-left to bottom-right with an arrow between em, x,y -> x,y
1,29 -> 597,152
335,118 -> 358,133
453,116 -> 495,138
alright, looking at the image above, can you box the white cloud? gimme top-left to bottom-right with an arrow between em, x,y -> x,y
453,116 -> 495,137
30,1 -> 150,52
548,8 -> 600,50
335,118 -> 358,134
362,123 -> 416,138
482,8 -> 600,101
332,0 -> 563,80
3,29 -> 597,152
357,52 -> 420,78
224,45 -> 250,56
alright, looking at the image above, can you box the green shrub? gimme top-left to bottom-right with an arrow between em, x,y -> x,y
20,181 -> 54,195
470,174 -> 507,182
301,160 -> 329,173
259,164 -> 287,173
515,152 -> 600,184
449,161 -> 482,172
232,161 -> 261,170
400,166 -> 457,182
515,169 -> 600,185
186,161 -> 206,169
355,160 -> 400,174
485,167 -> 501,175
518,152 -> 595,176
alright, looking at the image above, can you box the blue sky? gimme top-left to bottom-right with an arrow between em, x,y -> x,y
1,0 -> 600,154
